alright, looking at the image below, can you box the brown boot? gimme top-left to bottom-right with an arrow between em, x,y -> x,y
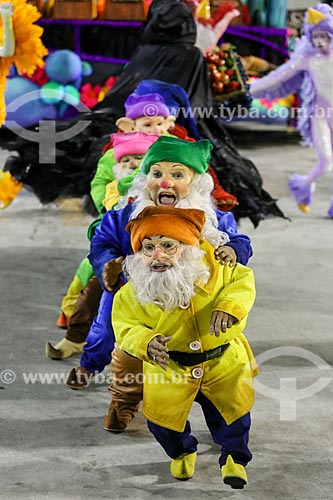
65,365 -> 94,390
103,345 -> 143,431
103,400 -> 141,432
66,275 -> 103,344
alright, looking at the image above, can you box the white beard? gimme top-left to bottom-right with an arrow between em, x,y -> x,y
127,173 -> 229,248
123,245 -> 210,310
112,162 -> 134,180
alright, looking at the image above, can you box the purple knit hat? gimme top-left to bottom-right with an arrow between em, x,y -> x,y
124,93 -> 170,120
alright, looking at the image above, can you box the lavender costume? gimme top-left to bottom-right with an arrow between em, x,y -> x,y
251,3 -> 333,216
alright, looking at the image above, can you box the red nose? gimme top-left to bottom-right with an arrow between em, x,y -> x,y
160,180 -> 172,188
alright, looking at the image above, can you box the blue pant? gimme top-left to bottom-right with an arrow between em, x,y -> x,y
147,391 -> 252,467
80,290 -> 115,373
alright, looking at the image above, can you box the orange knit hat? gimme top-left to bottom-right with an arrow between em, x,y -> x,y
126,206 -> 206,253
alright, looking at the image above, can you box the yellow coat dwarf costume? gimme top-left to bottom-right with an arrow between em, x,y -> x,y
113,240 -> 258,433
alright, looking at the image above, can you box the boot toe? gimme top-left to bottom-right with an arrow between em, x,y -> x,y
103,401 -> 140,432
52,338 -> 85,359
56,311 -> 70,329
103,410 -> 127,432
222,455 -> 247,489
45,342 -> 63,360
298,204 -> 310,213
65,366 -> 93,390
170,452 -> 196,480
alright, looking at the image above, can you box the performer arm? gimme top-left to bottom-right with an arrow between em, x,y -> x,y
215,210 -> 253,265
90,149 -> 116,214
103,181 -> 121,211
250,52 -> 308,99
211,263 -> 256,342
112,287 -> 159,362
88,208 -> 129,284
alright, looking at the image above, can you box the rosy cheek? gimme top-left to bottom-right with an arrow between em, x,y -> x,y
147,180 -> 156,191
177,184 -> 191,198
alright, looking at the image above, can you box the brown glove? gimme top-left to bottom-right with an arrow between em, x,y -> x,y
102,256 -> 124,292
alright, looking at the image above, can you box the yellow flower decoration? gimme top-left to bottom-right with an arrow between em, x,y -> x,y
0,170 -> 22,208
0,0 -> 48,125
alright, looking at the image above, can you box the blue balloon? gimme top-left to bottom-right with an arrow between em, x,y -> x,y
4,49 -> 91,128
45,50 -> 83,84
4,77 -> 57,128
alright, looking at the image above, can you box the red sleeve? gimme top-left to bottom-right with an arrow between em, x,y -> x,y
102,140 -> 114,153
242,5 -> 251,25
169,124 -> 196,142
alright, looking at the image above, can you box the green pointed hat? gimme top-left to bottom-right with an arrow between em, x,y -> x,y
142,136 -> 213,174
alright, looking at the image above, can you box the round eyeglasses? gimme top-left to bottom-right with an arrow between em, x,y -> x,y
142,241 -> 180,257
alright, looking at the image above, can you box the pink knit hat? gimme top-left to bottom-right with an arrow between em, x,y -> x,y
124,93 -> 170,119
112,132 -> 160,162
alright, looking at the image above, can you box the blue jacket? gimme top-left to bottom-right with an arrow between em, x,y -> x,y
89,204 -> 253,284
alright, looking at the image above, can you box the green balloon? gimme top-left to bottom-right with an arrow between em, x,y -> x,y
64,85 -> 80,106
41,82 -> 65,104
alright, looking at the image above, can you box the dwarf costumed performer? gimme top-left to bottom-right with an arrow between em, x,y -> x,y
91,93 -> 175,214
113,205 -> 258,488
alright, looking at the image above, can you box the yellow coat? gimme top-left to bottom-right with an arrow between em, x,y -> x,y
103,180 -> 121,211
113,240 -> 258,432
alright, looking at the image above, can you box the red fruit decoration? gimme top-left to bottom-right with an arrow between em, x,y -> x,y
205,43 -> 244,98
206,53 -> 220,64
212,82 -> 224,93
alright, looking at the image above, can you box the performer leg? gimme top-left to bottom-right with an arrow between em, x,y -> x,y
147,419 -> 198,480
57,275 -> 84,329
195,391 -> 252,467
289,116 -> 333,212
79,290 -> 115,372
57,257 -> 95,327
45,275 -> 102,359
147,420 -> 198,458
65,275 -> 102,344
307,117 -> 333,182
65,290 -> 115,389
104,345 -> 143,432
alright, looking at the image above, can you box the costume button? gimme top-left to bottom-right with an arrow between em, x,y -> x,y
189,341 -> 201,351
191,367 -> 203,379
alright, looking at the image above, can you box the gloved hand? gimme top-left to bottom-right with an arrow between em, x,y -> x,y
102,256 -> 124,292
118,168 -> 141,196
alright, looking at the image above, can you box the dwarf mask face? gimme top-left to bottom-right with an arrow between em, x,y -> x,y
116,115 -> 175,136
124,242 -> 209,310
147,161 -> 195,206
141,235 -> 183,271
119,154 -> 144,172
111,155 -> 144,181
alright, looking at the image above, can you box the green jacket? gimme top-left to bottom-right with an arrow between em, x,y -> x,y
91,149 -> 116,214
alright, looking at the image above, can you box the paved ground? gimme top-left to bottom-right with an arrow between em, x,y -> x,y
0,128 -> 332,500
